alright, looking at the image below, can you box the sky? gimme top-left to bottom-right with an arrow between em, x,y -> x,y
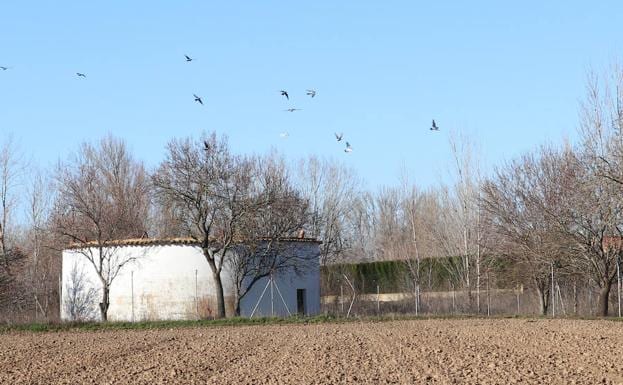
1,1 -> 622,189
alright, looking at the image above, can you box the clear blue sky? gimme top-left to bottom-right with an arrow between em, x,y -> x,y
1,1 -> 622,188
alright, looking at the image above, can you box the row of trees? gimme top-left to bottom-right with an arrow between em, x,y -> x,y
1,67 -> 622,321
294,68 -> 623,317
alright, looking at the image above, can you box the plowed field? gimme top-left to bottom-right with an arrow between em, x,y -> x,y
1,319 -> 622,384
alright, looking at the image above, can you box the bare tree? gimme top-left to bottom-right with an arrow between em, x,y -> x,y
53,135 -> 150,321
431,132 -> 481,311
26,170 -> 55,320
401,183 -> 422,312
375,187 -> 402,262
228,154 -> 311,316
575,65 -> 623,316
64,262 -> 98,321
0,136 -> 24,273
481,148 -> 571,315
0,137 -> 31,321
154,133 -> 307,318
346,191 -> 377,263
396,176 -> 439,314
555,154 -> 623,316
297,156 -> 361,264
579,65 -> 623,186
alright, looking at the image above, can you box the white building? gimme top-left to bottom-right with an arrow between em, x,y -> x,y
60,237 -> 321,322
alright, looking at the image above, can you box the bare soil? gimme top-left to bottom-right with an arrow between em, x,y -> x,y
1,318 -> 622,384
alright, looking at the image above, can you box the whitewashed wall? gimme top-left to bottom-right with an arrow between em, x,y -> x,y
60,242 -> 320,322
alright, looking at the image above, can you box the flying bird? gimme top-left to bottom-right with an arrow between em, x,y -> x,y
344,142 -> 353,153
203,140 -> 210,151
279,132 -> 289,138
0,66 -> 9,71
280,90 -> 289,100
185,55 -> 193,62
335,132 -> 343,142
76,73 -> 86,78
284,108 -> 302,112
306,89 -> 316,98
193,94 -> 203,105
430,119 -> 439,131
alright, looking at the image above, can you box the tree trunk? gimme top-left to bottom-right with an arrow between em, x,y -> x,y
99,286 -> 109,322
596,283 -> 612,317
536,285 -> 549,316
234,299 -> 241,317
574,285 -> 580,315
233,288 -> 242,317
203,249 -> 227,319
476,255 -> 481,314
212,271 -> 226,318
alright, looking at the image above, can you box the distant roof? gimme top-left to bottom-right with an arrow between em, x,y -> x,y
66,236 -> 321,249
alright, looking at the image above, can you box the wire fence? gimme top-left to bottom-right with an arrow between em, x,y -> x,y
320,279 -> 623,318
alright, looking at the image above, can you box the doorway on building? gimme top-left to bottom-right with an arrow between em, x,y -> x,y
296,289 -> 306,315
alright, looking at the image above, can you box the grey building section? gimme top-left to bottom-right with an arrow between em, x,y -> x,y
239,248 -> 321,317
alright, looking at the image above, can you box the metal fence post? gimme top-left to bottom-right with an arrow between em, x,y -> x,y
340,284 -> 344,314
376,284 -> 380,314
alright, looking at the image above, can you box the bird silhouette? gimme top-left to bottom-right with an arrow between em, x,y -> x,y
430,119 -> 439,131
284,108 -> 301,112
76,73 -> 86,78
344,142 -> 353,153
203,140 -> 210,151
185,55 -> 193,62
306,89 -> 317,98
335,132 -> 343,142
194,94 -> 203,105
280,90 -> 289,100
0,66 -> 9,71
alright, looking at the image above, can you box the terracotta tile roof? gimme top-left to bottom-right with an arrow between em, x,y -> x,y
67,236 -> 321,249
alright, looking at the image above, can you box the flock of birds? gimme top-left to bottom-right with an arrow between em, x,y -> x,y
275,86 -> 440,154
0,57 -> 442,154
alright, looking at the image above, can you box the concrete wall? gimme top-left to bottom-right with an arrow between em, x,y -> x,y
60,242 -> 320,322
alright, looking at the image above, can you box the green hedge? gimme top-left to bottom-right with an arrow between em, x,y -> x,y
321,255 -> 508,295
322,258 -> 450,294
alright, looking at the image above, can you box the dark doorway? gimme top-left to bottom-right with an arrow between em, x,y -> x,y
297,289 -> 306,315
